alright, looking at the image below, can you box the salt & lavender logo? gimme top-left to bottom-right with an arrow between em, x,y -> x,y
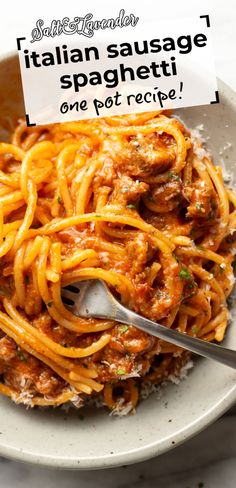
30,9 -> 139,42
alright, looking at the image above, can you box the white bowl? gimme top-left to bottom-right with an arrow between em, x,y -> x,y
0,53 -> 236,469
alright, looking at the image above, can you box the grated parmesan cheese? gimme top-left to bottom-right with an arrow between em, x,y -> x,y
140,360 -> 194,401
110,399 -> 134,417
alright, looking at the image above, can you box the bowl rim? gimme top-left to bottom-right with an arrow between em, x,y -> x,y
0,50 -> 236,470
0,385 -> 236,469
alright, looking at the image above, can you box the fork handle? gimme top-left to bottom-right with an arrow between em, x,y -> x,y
115,305 -> 236,369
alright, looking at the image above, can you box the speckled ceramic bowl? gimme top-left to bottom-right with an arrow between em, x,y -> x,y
0,53 -> 236,470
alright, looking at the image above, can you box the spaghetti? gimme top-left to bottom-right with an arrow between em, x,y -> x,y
0,111 -> 235,414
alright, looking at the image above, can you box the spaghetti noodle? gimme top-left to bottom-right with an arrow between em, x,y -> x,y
0,111 -> 235,414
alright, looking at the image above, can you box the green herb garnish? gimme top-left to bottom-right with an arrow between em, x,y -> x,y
126,204 -> 136,209
195,202 -> 203,211
167,171 -> 180,181
179,268 -> 192,280
116,369 -> 126,376
187,282 -> 194,289
119,325 -> 129,334
16,349 -> 27,363
57,196 -> 62,204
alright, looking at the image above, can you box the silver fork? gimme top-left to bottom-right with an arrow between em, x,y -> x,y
62,279 -> 236,369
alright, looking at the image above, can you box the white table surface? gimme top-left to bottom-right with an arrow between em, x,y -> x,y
0,0 -> 235,486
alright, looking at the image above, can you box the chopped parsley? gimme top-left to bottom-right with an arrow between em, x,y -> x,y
192,326 -> 199,335
16,349 -> 27,363
187,282 -> 194,289
47,301 -> 53,308
57,196 -> 62,204
119,325 -> 129,334
179,268 -> 192,280
195,202 -> 203,212
187,291 -> 196,299
95,214 -> 102,218
167,171 -> 180,181
116,369 -> 126,376
126,204 -> 136,209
